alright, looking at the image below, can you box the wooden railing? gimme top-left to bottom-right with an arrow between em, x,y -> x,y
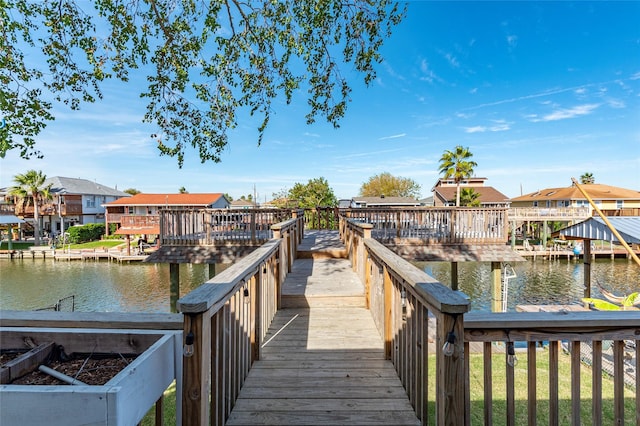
160,208 -> 299,246
342,218 -> 471,425
121,215 -> 161,228
345,207 -> 509,244
509,207 -> 591,221
341,217 -> 640,425
464,311 -> 640,425
176,216 -> 303,425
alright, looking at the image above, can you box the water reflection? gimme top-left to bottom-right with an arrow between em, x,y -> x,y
414,259 -> 639,312
0,258 -> 637,313
0,259 -> 227,313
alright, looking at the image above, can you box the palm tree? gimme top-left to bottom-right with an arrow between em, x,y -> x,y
9,170 -> 52,246
580,172 -> 595,184
438,145 -> 478,207
459,188 -> 481,207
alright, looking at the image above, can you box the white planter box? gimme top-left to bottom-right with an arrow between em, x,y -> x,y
0,327 -> 182,426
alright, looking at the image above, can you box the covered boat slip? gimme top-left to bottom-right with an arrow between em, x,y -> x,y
560,216 -> 640,245
559,216 -> 640,298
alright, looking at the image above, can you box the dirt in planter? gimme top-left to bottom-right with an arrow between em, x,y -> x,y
7,353 -> 138,386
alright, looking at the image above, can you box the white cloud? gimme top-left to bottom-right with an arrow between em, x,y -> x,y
465,126 -> 486,133
378,133 -> 406,141
445,53 -> 459,68
419,59 -> 439,84
533,104 -> 600,122
506,35 -> 518,48
464,120 -> 510,133
607,99 -> 625,109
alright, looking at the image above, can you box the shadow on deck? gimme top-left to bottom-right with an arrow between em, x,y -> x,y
226,231 -> 420,425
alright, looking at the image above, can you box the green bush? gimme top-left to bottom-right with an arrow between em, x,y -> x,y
66,223 -> 105,243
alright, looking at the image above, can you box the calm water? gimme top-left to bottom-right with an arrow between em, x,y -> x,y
0,258 -> 637,313
0,259 -> 225,313
417,259 -> 639,311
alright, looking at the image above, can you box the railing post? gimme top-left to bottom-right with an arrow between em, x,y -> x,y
436,312 -> 465,426
182,312 -> 211,426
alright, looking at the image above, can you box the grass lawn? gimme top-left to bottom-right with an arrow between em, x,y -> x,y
142,350 -> 636,425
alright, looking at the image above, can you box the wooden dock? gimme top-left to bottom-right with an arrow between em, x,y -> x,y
226,231 -> 420,425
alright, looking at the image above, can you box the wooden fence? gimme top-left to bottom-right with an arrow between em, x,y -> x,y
341,217 -> 640,425
176,216 -> 303,425
342,217 -> 471,425
345,207 -> 508,244
160,209 -> 297,246
463,312 -> 640,425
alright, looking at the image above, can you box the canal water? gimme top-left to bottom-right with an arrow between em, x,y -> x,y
0,258 -> 637,313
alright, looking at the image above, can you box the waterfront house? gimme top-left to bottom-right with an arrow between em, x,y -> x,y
103,193 -> 230,236
230,198 -> 258,209
510,183 -> 640,216
2,176 -> 129,237
431,177 -> 510,208
350,196 -> 420,208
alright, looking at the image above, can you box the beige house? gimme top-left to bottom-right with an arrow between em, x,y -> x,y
350,196 -> 420,208
510,183 -> 640,216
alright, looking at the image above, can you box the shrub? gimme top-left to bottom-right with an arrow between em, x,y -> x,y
66,223 -> 105,243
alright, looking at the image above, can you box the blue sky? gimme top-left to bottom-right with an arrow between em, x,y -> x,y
1,1 -> 639,202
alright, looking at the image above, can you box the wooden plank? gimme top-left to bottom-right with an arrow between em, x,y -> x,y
0,311 -> 183,330
483,342 -> 493,425
1,328 -> 167,354
234,385 -> 410,399
231,398 -> 415,412
549,341 -> 559,425
227,410 -> 420,425
226,303 -> 419,425
527,342 -> 537,426
591,340 -> 603,426
0,342 -> 54,384
465,310 -> 640,330
571,341 -> 581,425
613,340 -> 624,424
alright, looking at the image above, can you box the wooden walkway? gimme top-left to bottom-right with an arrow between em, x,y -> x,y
226,231 -> 420,425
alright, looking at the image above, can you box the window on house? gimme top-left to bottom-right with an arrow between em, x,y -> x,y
533,201 -> 538,207
545,201 -> 551,208
128,207 -> 134,214
86,197 -> 95,208
617,200 -> 624,209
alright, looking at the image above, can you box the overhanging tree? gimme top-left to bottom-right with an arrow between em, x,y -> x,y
2,1 -> 405,165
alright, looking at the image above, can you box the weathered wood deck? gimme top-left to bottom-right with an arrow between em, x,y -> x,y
225,231 -> 420,425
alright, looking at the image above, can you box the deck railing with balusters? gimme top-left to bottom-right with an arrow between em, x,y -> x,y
160,208 -> 298,246
342,217 -> 471,425
176,216 -> 303,425
341,216 -> 640,425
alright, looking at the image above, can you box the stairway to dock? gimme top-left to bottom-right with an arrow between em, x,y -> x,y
226,231 -> 420,425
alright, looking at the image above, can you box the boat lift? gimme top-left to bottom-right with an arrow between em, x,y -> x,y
501,262 -> 517,312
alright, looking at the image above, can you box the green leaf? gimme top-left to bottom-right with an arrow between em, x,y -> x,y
582,298 -> 621,311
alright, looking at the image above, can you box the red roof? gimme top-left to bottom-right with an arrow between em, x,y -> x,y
105,193 -> 226,206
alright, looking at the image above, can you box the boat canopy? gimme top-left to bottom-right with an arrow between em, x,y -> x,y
559,216 -> 640,244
